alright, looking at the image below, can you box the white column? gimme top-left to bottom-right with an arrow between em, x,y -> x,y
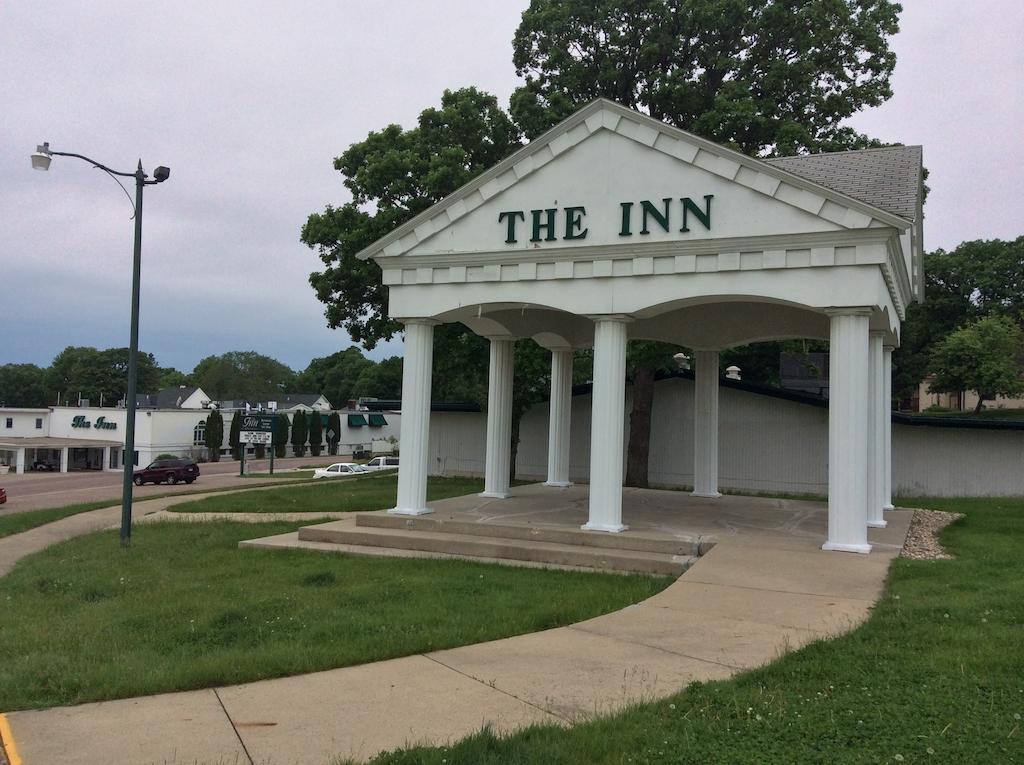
390,319 -> 437,516
584,316 -> 630,533
867,332 -> 887,528
15,448 -> 26,475
883,344 -> 895,510
103,446 -> 112,471
545,349 -> 574,487
823,309 -> 872,553
60,447 -> 69,473
481,338 -> 515,498
692,349 -> 721,498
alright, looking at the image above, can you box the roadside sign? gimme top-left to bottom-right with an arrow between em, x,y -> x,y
240,431 -> 272,444
241,414 -> 274,444
242,415 -> 275,433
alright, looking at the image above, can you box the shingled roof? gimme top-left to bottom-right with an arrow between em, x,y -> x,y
765,145 -> 923,222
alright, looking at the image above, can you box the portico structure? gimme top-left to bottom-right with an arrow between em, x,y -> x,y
358,99 -> 923,553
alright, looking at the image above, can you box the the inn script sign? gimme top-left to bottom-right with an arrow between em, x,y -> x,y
498,195 -> 713,244
71,415 -> 117,430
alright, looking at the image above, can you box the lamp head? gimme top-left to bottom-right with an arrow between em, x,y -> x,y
153,166 -> 170,183
31,142 -> 53,171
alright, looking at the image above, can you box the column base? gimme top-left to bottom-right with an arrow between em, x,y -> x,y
479,491 -> 511,499
867,519 -> 888,528
544,481 -> 573,488
821,541 -> 872,554
388,507 -> 434,516
691,490 -> 722,498
581,522 -> 629,533
883,503 -> 895,512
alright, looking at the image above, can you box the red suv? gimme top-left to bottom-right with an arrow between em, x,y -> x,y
133,458 -> 200,486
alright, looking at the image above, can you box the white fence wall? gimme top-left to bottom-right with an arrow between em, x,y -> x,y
428,377 -> 1024,498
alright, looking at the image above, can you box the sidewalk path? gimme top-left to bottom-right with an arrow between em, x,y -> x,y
0,490 -> 913,765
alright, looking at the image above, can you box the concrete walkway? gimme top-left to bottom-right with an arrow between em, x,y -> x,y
0,489 -> 913,765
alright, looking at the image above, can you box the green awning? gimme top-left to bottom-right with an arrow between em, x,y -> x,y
347,414 -> 367,427
368,413 -> 388,427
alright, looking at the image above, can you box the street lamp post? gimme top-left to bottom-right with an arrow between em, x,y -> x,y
31,142 -> 170,547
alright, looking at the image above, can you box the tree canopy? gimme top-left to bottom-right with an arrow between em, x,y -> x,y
45,346 -> 162,405
927,316 -> 1024,413
511,0 -> 900,154
191,351 -> 296,402
895,237 -> 1024,400
302,87 -> 522,348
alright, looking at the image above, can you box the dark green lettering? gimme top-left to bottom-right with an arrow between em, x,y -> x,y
530,209 -> 558,242
640,198 -> 673,235
563,206 -> 588,240
498,210 -> 525,243
680,194 -> 713,232
619,202 -> 633,236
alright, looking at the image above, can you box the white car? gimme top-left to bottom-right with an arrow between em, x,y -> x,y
313,463 -> 369,479
364,456 -> 400,472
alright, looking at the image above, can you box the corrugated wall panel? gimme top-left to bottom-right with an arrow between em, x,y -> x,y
427,379 -> 1024,497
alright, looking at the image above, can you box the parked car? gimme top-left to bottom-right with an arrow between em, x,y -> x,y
364,456 -> 399,472
133,458 -> 200,486
31,460 -> 57,471
313,463 -> 369,479
0,487 -> 6,505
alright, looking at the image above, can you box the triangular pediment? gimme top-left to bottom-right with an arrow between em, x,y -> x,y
358,100 -> 911,262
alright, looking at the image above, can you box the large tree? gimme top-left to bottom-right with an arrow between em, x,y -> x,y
47,346 -> 161,405
191,351 -> 296,402
927,317 -> 1024,414
295,347 -> 375,408
302,88 -> 522,347
290,410 -> 308,458
511,0 -> 900,485
0,364 -> 51,408
308,410 -> 324,457
204,410 -> 224,463
895,237 -> 1024,400
228,411 -> 242,461
511,0 -> 899,153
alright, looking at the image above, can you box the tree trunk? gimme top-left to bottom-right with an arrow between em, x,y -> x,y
624,365 -> 656,488
974,394 -> 986,414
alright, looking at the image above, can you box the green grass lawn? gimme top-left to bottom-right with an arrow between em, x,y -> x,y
0,500 -> 126,539
0,477 -> 323,539
0,520 -> 669,711
169,473 -> 489,514
361,496 -> 1024,765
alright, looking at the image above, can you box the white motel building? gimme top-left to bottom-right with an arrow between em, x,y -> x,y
365,99 -> 925,554
0,387 -> 401,474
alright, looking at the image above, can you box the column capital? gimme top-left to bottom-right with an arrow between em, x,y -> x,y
483,334 -> 518,343
883,342 -> 898,351
823,307 -> 874,318
585,313 -> 634,324
869,329 -> 888,338
396,317 -> 441,328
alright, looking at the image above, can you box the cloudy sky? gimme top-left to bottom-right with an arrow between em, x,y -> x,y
2,1 -> 1021,374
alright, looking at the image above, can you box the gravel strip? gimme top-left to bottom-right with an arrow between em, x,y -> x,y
901,509 -> 964,560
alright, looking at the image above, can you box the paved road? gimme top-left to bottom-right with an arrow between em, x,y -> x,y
0,455 -> 340,514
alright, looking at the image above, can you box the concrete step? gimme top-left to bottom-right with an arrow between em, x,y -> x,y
240,531 -> 637,574
296,521 -> 696,576
354,512 -> 711,556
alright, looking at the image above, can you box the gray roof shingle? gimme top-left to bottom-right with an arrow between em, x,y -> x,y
765,145 -> 923,222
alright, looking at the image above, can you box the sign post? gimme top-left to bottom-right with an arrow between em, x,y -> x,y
240,414 -> 275,478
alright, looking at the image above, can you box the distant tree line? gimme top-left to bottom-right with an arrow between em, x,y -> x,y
0,346 -> 404,410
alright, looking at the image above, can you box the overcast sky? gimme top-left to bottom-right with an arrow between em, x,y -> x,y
2,1 -> 1021,374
